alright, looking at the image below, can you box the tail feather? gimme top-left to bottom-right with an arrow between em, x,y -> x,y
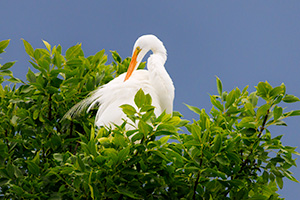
62,89 -> 103,121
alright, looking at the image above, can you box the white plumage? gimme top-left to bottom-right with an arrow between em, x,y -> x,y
65,34 -> 174,129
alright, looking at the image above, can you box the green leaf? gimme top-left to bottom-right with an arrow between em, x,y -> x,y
284,110 -> 300,117
0,39 -> 10,53
282,170 -> 299,183
190,123 -> 201,142
77,155 -> 85,171
111,51 -> 122,63
120,104 -> 136,116
22,39 -> 34,57
226,152 -> 241,163
158,135 -> 170,145
7,77 -> 22,83
238,117 -> 256,129
185,103 -> 201,115
118,188 -> 141,199
225,90 -> 235,109
0,70 -> 12,76
216,76 -> 222,96
42,40 -> 51,52
283,94 -> 300,103
53,153 -> 63,162
257,104 -> 270,119
240,128 -> 257,137
93,49 -> 105,63
134,89 -> 145,108
33,109 -> 39,120
150,150 -> 170,161
26,68 -> 36,83
12,185 -> 24,196
210,95 -> 224,111
249,92 -> 258,107
27,161 -> 40,176
144,93 -> 152,106
269,85 -> 285,98
272,120 -> 287,126
273,106 -> 282,121
140,105 -> 155,113
256,81 -> 272,100
65,43 -> 84,60
117,146 -> 130,164
0,61 -> 15,70
88,184 -> 94,200
213,133 -> 222,153
7,163 -> 15,178
138,120 -> 152,135
66,59 -> 83,68
245,102 -> 255,116
216,155 -> 229,165
276,176 -> 283,189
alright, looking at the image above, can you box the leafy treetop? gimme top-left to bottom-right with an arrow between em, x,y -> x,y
0,39 -> 299,200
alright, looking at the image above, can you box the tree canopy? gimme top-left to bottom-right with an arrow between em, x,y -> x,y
0,39 -> 299,199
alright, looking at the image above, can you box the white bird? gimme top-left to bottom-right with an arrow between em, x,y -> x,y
65,34 -> 175,129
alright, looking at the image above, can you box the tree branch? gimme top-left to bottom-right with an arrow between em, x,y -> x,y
237,109 -> 270,178
193,172 -> 200,200
258,109 -> 269,138
48,94 -> 52,121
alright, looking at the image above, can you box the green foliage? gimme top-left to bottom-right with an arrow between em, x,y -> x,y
0,39 -> 299,199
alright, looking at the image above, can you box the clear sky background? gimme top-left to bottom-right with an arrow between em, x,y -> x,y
1,1 -> 300,198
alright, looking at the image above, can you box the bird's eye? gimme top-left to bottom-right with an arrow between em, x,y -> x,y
136,46 -> 141,51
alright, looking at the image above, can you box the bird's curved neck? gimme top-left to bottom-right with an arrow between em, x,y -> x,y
150,49 -> 167,65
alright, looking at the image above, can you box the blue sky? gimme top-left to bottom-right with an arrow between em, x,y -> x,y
1,1 -> 300,198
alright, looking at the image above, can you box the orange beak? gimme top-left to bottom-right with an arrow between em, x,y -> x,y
124,47 -> 141,81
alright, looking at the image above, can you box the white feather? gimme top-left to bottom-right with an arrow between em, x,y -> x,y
63,34 -> 175,129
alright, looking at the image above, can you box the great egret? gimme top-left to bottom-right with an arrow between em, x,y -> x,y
65,34 -> 175,129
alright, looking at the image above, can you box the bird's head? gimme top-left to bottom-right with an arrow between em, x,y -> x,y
124,34 -> 167,81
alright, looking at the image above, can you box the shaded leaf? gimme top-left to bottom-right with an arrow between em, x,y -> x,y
0,61 -> 15,70
283,94 -> 300,103
213,133 -> 222,153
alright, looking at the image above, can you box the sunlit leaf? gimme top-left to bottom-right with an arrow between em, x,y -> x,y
134,88 -> 145,108
185,103 -> 201,115
22,39 -> 34,57
256,104 -> 270,119
42,40 -> 51,52
0,39 -> 10,53
66,43 -> 84,60
216,76 -> 222,96
210,95 -> 224,111
273,106 -> 282,121
225,90 -> 235,109
120,104 -> 136,116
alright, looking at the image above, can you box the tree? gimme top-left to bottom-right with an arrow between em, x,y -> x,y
0,39 -> 299,199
